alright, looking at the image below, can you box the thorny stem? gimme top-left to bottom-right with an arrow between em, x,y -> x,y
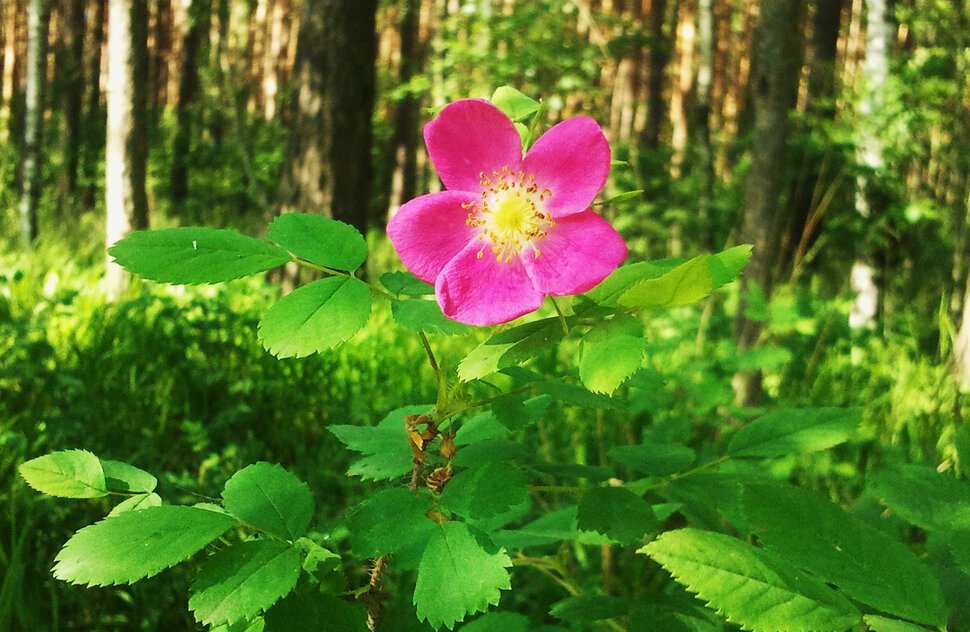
418,331 -> 448,413
364,556 -> 387,631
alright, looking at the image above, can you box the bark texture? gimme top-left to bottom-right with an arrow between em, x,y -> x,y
18,0 -> 48,247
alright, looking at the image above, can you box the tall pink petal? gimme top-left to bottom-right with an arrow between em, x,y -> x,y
425,99 -> 523,193
521,210 -> 627,295
436,242 -> 544,325
387,191 -> 478,284
523,117 -> 610,217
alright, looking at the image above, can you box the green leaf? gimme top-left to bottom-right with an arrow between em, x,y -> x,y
451,439 -> 529,468
392,299 -> 471,335
863,615 -> 935,632
458,317 -> 567,382
550,595 -> 628,622
743,482 -> 947,627
593,190 -> 643,206
608,443 -> 695,476
329,405 -> 429,481
297,538 -> 341,584
346,488 -> 435,563
950,510 -> 970,576
53,505 -> 236,586
108,492 -> 162,517
576,487 -> 656,544
867,464 -> 970,530
100,459 -> 157,494
380,271 -> 433,297
584,260 -> 681,307
618,246 -> 752,308
641,529 -> 862,632
461,612 -> 529,632
189,540 -> 301,626
490,86 -> 540,121
222,462 -> 313,541
264,592 -> 367,631
266,213 -> 366,271
108,228 -> 291,284
579,314 -> 644,395
413,522 -> 512,630
440,462 -> 530,521
727,408 -> 861,458
19,449 -> 107,498
258,276 -> 371,358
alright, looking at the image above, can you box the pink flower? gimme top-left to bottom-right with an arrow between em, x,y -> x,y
387,99 -> 627,326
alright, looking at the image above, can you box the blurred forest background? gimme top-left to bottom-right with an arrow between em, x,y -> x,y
1,0 -> 969,629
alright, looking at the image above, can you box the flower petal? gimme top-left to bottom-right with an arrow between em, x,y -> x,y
387,191 -> 479,284
522,209 -> 627,295
435,242 -> 544,326
425,99 -> 523,193
523,117 -> 610,217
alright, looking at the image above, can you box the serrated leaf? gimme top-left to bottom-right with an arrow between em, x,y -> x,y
189,540 -> 301,626
264,592 -> 368,631
461,612 -> 529,632
222,463 -> 313,541
608,442 -> 695,476
381,271 -> 433,297
108,228 -> 290,284
864,615 -> 934,632
550,595 -> 628,622
108,492 -> 162,517
440,462 -> 530,521
458,317 -> 567,382
413,522 -> 512,630
101,459 -> 157,493
743,482 -> 947,627
641,529 -> 862,632
346,488 -> 436,567
258,276 -> 371,358
584,260 -> 682,307
329,405 -> 430,481
727,408 -> 861,458
579,314 -> 644,395
297,537 -> 341,583
53,505 -> 236,586
867,464 -> 970,530
392,299 -> 471,335
576,487 -> 656,544
490,86 -> 540,121
451,439 -> 529,468
618,246 -> 752,308
19,449 -> 107,498
266,213 -> 366,271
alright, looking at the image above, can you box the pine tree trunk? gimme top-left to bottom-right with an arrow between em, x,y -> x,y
388,0 -> 423,218
104,0 -> 150,299
278,0 -> 378,236
170,0 -> 211,207
18,0 -> 49,248
733,0 -> 803,406
58,0 -> 86,207
642,0 -> 669,150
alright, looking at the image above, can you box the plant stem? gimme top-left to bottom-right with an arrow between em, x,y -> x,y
550,295 -> 570,335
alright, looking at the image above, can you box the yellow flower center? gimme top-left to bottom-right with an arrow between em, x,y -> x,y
464,166 -> 554,264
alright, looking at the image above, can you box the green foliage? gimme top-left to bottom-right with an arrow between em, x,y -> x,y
329,405 -> 429,481
726,408 -> 861,458
266,214 -> 367,272
346,488 -> 435,562
617,246 -> 752,308
53,506 -> 237,586
257,277 -> 372,358
440,462 -> 530,521
867,463 -> 970,530
578,314 -> 644,395
743,482 -> 947,626
380,271 -> 434,297
413,521 -> 512,630
18,450 -> 107,498
549,595 -> 628,623
490,86 -> 541,121
100,459 -> 157,493
642,529 -> 862,632
189,540 -> 302,626
108,228 -> 291,284
458,317 -> 566,381
576,486 -> 656,544
393,299 -> 471,335
221,462 -> 314,541
608,442 -> 696,476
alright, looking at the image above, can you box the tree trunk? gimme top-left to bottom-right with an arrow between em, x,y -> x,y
278,0 -> 378,236
642,0 -> 669,151
105,0 -> 150,299
733,0 -> 803,405
18,0 -> 49,248
850,0 -> 890,330
58,0 -> 86,207
170,0 -> 211,207
695,0 -> 715,250
388,0 -> 423,218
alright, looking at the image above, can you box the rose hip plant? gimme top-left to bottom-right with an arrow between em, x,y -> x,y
19,89 -> 966,631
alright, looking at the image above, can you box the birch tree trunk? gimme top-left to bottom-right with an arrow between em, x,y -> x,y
104,0 -> 150,300
18,0 -> 48,248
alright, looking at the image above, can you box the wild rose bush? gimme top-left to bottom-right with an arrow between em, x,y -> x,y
19,89 -> 968,631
